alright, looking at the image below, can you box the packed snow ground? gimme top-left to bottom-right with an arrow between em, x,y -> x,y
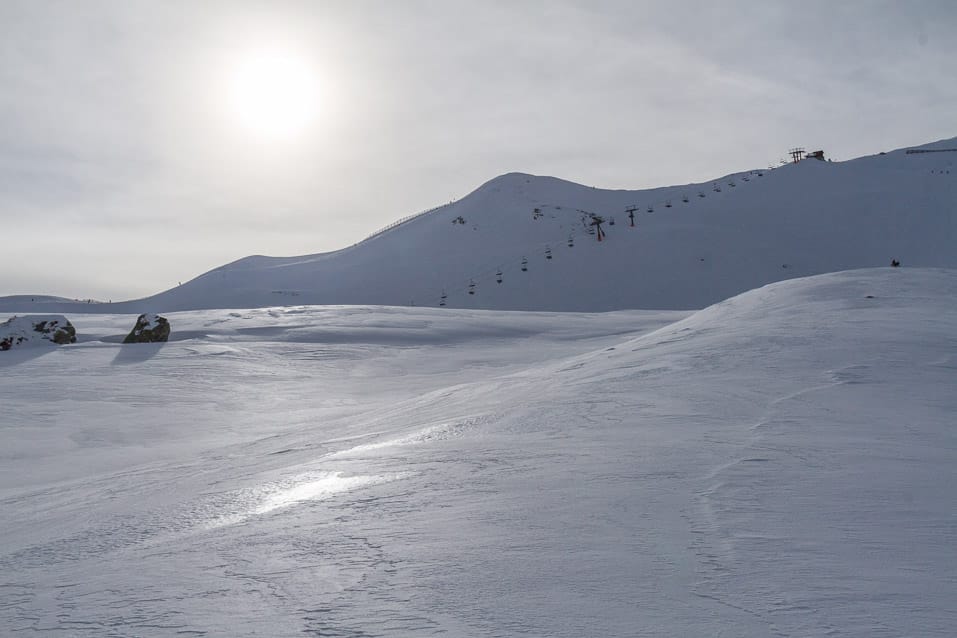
1,268 -> 955,636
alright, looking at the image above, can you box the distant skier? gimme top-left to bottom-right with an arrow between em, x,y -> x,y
891,259 -> 901,267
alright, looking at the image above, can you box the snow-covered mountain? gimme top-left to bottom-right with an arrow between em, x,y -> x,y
3,136 -> 955,313
2,268 -> 954,636
4,134 -> 955,636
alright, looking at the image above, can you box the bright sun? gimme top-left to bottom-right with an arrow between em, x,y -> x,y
227,48 -> 319,142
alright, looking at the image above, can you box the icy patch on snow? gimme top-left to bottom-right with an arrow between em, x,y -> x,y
254,472 -> 401,515
205,419 -> 486,528
330,417 -> 484,458
205,471 -> 408,529
203,418 -> 488,529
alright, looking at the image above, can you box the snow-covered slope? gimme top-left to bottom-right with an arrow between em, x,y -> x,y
2,137 -> 954,313
2,268 -> 954,636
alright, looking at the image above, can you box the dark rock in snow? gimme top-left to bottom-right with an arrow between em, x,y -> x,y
123,313 -> 171,344
0,315 -> 76,350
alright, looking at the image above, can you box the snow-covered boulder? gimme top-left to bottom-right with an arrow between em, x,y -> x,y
0,315 -> 76,350
123,313 -> 170,344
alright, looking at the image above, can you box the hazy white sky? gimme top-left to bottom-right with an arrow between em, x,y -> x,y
2,0 -> 955,300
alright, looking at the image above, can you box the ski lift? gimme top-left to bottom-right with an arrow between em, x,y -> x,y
665,200 -> 672,208
626,207 -> 637,227
698,191 -> 706,198
728,180 -> 736,187
439,290 -> 447,307
545,246 -> 552,260
757,172 -> 764,177
647,205 -> 654,213
682,194 -> 689,203
468,279 -> 476,295
521,256 -> 528,271
742,175 -> 750,182
713,183 -> 721,192
609,216 -> 615,226
496,269 -> 503,284
567,235 -> 574,248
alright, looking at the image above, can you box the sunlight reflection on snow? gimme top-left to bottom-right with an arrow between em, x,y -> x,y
203,420 -> 479,531
329,418 -> 480,458
329,428 -> 441,457
255,472 -> 387,515
205,471 -> 407,530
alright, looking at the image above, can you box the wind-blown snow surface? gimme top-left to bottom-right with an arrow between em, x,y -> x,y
2,138 -> 954,314
2,268 -> 955,636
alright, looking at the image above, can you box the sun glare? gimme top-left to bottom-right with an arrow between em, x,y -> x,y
227,48 -> 319,142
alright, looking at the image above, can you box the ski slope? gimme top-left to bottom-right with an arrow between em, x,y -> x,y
2,268 -> 955,636
2,136 -> 955,314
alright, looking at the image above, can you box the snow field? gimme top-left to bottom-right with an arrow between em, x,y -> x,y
1,268 -> 955,636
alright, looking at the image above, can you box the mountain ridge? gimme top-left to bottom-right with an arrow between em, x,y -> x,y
2,135 -> 954,314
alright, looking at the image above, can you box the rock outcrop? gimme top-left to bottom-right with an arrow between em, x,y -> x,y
123,314 -> 170,344
0,315 -> 76,350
